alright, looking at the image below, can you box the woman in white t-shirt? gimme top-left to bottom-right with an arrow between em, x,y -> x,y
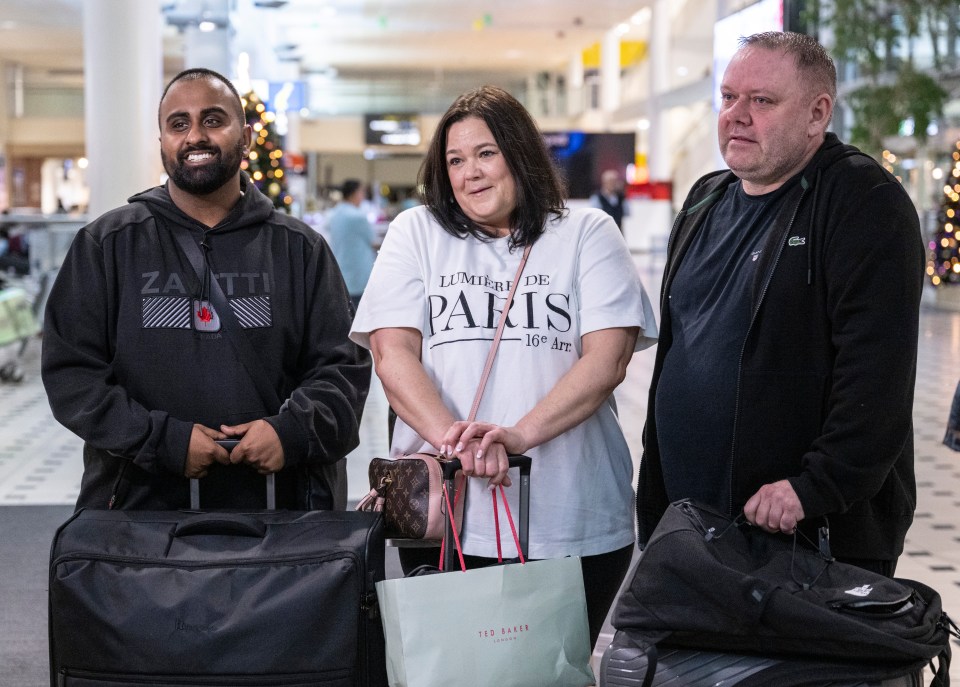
350,85 -> 657,650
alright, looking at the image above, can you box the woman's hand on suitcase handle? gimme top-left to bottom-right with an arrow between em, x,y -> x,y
185,424 -> 231,478
441,421 -> 512,489
219,419 -> 285,475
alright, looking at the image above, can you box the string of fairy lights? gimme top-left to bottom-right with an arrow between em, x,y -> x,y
239,90 -> 292,210
927,139 -> 960,288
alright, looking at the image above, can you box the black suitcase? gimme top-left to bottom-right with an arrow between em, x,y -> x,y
599,629 -> 924,687
49,475 -> 388,687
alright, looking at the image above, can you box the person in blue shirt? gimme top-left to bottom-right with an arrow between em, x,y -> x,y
328,179 -> 376,310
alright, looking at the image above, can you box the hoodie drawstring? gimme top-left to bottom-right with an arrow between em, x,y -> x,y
198,237 -> 214,323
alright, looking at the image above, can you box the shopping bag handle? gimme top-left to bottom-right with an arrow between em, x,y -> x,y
439,454 -> 530,571
492,485 -> 525,564
441,480 -> 467,571
441,473 -> 526,572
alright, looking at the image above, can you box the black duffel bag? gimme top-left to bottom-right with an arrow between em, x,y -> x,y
612,499 -> 959,685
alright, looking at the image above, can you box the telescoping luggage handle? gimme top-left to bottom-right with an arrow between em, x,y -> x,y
178,441 -> 277,540
188,439 -> 276,511
440,454 -> 531,572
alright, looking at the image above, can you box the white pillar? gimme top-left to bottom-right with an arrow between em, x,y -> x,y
0,66 -> 12,210
648,0 -> 671,182
566,54 -> 584,117
83,0 -> 163,218
525,74 -> 539,116
601,28 -> 621,115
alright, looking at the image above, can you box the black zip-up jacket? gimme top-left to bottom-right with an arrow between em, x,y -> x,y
41,177 -> 371,510
637,133 -> 924,560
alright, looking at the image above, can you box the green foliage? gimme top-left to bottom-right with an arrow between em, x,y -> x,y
806,0 -> 952,154
846,68 -> 947,151
827,0 -> 900,79
846,84 -> 900,152
898,67 -> 949,139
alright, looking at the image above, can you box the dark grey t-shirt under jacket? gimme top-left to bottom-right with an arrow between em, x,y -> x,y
656,178 -> 794,512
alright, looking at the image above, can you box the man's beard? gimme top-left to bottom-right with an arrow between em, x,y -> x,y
162,139 -> 246,195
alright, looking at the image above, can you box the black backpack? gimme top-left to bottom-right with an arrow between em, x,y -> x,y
613,500 -> 959,685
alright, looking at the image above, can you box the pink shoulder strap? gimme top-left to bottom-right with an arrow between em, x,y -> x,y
467,243 -> 533,422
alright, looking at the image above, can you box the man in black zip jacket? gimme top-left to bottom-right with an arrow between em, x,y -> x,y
637,32 -> 923,575
41,68 -> 371,511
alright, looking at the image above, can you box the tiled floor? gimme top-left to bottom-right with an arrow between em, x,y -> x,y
1,251 -> 959,683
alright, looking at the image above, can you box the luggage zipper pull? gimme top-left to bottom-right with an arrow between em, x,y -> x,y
939,612 -> 960,640
361,591 -> 380,619
817,526 -> 833,561
678,501 -> 711,537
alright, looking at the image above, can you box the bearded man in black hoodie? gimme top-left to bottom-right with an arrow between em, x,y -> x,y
637,32 -> 924,576
41,68 -> 371,511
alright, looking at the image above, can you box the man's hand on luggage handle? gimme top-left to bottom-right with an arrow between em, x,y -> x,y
185,424 -> 230,478
743,480 -> 805,534
220,419 -> 285,474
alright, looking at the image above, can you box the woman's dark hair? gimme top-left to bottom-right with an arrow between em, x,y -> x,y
417,85 -> 566,249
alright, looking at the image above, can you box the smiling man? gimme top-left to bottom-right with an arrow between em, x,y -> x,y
41,68 -> 371,512
636,32 -> 924,577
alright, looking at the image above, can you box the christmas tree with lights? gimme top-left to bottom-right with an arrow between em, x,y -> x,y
240,90 -> 291,212
928,139 -> 960,288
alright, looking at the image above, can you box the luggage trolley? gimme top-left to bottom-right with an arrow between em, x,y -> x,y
0,284 -> 40,382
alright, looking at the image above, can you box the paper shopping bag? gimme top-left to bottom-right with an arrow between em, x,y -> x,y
376,557 -> 595,687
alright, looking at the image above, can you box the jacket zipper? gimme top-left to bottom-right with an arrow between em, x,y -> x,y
107,461 -> 129,509
659,209 -> 685,311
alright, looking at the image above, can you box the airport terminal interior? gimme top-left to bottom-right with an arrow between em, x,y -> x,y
1,0 -> 960,684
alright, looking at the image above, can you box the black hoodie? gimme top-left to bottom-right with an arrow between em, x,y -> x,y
637,133 -> 924,561
41,177 -> 371,510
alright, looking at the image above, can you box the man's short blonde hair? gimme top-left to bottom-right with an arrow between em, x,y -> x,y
740,31 -> 837,102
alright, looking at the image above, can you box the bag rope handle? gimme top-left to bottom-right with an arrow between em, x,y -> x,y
441,479 -> 524,572
492,485 -> 525,564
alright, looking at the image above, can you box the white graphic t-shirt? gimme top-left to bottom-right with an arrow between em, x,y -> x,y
351,205 -> 658,559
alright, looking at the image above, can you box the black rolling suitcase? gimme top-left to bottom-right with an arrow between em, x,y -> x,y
49,474 -> 388,687
599,629 -> 924,686
602,500 -> 956,687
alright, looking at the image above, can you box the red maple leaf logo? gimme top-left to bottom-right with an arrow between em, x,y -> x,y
197,305 -> 213,323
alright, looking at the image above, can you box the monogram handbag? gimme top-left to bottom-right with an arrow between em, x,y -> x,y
364,454 -> 465,539
356,244 -> 532,540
